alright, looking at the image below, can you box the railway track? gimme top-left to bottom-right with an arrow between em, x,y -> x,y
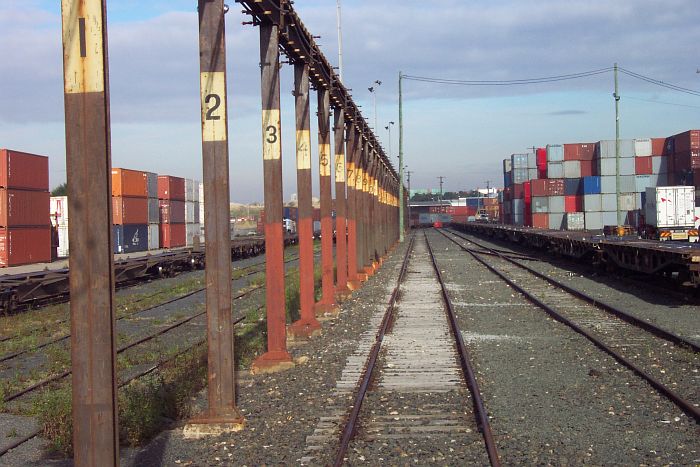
303,233 -> 500,466
436,227 -> 700,422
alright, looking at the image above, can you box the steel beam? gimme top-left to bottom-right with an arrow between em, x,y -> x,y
288,61 -> 321,337
190,0 -> 243,426
346,123 -> 361,290
252,23 -> 293,372
60,1 -> 118,464
333,107 -> 349,298
315,86 -> 338,315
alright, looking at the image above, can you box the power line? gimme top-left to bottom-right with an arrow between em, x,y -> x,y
402,67 -> 613,86
618,68 -> 700,97
622,95 -> 700,109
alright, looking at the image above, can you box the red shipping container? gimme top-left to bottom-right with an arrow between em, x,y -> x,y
564,143 -> 595,161
579,160 -> 595,177
531,179 -> 548,197
523,181 -> 532,202
547,179 -> 565,196
503,187 -> 512,201
512,183 -> 524,199
0,227 -> 51,266
536,148 -> 547,167
452,206 -> 470,215
112,168 -> 148,198
0,189 -> 50,227
537,168 -> 547,180
672,130 -> 700,153
0,149 -> 49,191
159,223 -> 186,248
157,176 -> 186,201
159,199 -> 186,224
112,196 -> 148,225
532,213 -> 549,229
651,138 -> 666,156
564,196 -> 583,213
635,157 -> 653,175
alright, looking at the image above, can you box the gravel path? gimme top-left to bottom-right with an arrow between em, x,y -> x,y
426,228 -> 699,466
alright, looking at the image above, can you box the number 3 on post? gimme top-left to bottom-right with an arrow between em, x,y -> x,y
262,109 -> 281,160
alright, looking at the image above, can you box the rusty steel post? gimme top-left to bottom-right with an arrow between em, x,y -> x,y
288,62 -> 321,338
333,107 -> 350,299
61,1 -> 118,465
346,123 -> 361,290
185,0 -> 244,430
315,86 -> 338,315
356,137 -> 368,281
361,141 -> 373,276
252,23 -> 294,373
366,153 -> 376,273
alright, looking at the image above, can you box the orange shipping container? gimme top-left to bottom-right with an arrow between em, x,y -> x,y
532,213 -> 549,229
112,168 -> 148,198
112,196 -> 148,225
0,189 -> 50,227
160,223 -> 186,248
0,227 -> 51,266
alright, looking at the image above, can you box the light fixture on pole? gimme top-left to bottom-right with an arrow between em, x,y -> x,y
384,121 -> 395,159
367,80 -> 381,131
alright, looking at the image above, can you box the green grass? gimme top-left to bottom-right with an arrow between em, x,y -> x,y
32,387 -> 72,456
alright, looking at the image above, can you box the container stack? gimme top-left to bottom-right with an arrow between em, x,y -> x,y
50,196 -> 69,257
158,175 -> 186,248
112,168 -> 149,254
146,172 -> 159,250
0,149 -> 51,266
198,182 -> 205,239
665,130 -> 699,203
184,178 -> 201,246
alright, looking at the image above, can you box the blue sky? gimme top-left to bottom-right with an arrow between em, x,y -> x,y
1,0 -> 699,200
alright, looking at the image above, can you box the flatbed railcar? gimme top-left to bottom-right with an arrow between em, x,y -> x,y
0,234 -> 297,315
450,222 -> 700,287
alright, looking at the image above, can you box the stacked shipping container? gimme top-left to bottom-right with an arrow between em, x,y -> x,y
0,150 -> 51,266
184,179 -> 202,246
50,196 -> 69,257
112,168 -> 149,253
158,175 -> 186,248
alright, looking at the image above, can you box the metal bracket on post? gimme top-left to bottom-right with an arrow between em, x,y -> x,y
61,1 -> 119,464
184,0 -> 244,437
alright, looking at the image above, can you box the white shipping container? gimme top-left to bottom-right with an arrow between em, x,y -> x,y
695,207 -> 700,229
563,161 -> 581,179
50,196 -> 69,226
547,162 -> 564,179
649,173 -> 668,187
620,175 -> 636,193
548,196 -> 565,213
601,211 -> 619,226
194,201 -> 200,224
644,186 -> 696,228
185,179 -> 200,202
548,212 -> 565,230
148,198 -> 159,224
583,194 -> 602,212
513,199 -> 525,215
185,201 -> 196,224
635,175 -> 652,194
512,168 -> 529,184
513,213 -> 524,226
651,156 -> 668,174
565,212 -> 585,231
528,168 -> 538,181
600,176 -> 616,194
531,196 -> 549,213
502,159 -> 512,173
546,144 -> 564,162
618,193 -> 637,211
148,224 -> 159,250
634,138 -> 652,158
186,223 -> 201,246
598,157 -> 635,176
598,139 -> 635,158
146,172 -> 158,199
511,153 -> 529,169
527,152 -> 537,169
57,224 -> 69,257
585,212 -> 603,230
601,194 -> 617,211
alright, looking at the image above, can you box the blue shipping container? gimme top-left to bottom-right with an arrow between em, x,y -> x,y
564,178 -> 583,196
466,198 -> 480,207
113,224 -> 148,254
582,176 -> 601,194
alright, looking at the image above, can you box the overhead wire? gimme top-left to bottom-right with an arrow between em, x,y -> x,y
618,68 -> 700,97
402,68 -> 613,86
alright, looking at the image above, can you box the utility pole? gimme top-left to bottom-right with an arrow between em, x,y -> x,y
398,71 -> 404,242
614,62 -> 621,230
406,169 -> 413,227
438,176 -> 445,204
336,0 -> 343,81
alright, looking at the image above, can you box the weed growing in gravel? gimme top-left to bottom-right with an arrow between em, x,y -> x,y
285,271 -> 301,323
45,345 -> 71,373
235,321 -> 267,370
7,427 -> 18,437
119,376 -> 165,446
32,386 -> 72,456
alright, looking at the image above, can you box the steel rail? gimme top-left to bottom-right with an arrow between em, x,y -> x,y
424,231 -> 502,467
334,234 -> 415,467
446,228 -> 700,353
2,264 -> 302,405
436,228 -> 700,422
0,250 -> 311,361
0,311 -> 255,458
